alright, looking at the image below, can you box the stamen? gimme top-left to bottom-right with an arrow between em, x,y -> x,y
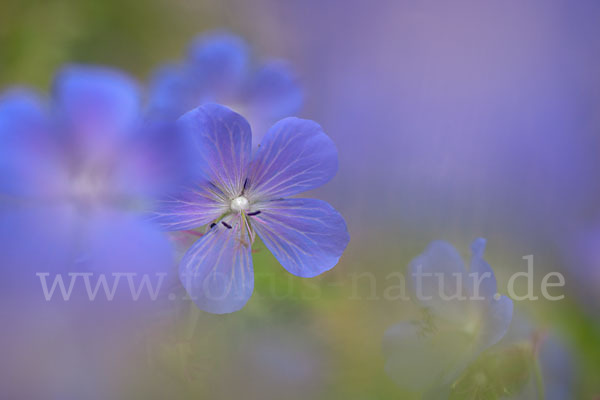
221,221 -> 232,229
246,210 -> 261,216
243,178 -> 248,190
210,223 -> 216,228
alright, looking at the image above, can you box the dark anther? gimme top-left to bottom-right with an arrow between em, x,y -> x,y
210,223 -> 216,228
246,210 -> 261,216
243,178 -> 248,190
221,221 -> 232,229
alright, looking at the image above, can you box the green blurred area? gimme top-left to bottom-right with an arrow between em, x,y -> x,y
2,0 -> 600,399
0,0 -> 226,90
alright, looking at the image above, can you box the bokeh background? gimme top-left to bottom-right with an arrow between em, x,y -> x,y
2,0 -> 600,398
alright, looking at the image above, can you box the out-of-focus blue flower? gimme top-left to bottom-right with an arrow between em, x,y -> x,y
149,31 -> 303,144
153,103 -> 349,314
561,226 -> 600,312
491,315 -> 577,400
383,239 -> 514,394
0,65 -> 178,282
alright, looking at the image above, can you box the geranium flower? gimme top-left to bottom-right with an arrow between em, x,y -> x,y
0,66 -> 179,279
153,103 -> 349,314
149,31 -> 302,143
383,239 -> 514,395
478,314 -> 576,400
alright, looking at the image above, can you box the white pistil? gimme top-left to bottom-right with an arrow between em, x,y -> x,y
230,196 -> 250,212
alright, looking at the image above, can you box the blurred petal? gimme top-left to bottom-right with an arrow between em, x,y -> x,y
179,216 -> 254,314
77,209 -> 174,274
252,198 -> 349,278
247,118 -> 338,200
53,65 -> 140,151
112,119 -> 194,201
178,103 -> 252,198
148,63 -> 197,118
246,60 -> 303,121
409,241 -> 469,321
0,90 -> 63,198
539,334 -> 576,400
151,186 -> 228,231
476,295 -> 514,351
468,238 -> 497,299
0,89 -> 47,138
0,206 -> 76,295
0,90 -> 45,192
188,31 -> 248,99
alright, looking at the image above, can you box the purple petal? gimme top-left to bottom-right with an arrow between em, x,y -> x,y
148,63 -> 198,119
0,91 -> 46,191
111,118 -> 197,202
252,198 -> 349,278
468,237 -> 498,299
408,241 -> 470,322
151,185 -> 228,231
179,215 -> 254,314
0,89 -> 47,138
0,90 -> 63,198
53,65 -> 140,152
476,295 -> 514,352
187,31 -> 249,100
539,334 -> 576,400
246,60 -> 303,120
81,209 -> 174,274
178,103 -> 252,198
247,118 -> 338,200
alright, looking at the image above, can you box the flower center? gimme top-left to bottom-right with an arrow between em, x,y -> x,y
68,165 -> 112,207
230,196 -> 250,212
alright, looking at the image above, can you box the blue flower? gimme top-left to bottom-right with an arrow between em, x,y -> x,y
383,239 -> 514,394
149,31 -> 303,144
490,315 -> 576,400
0,65 -> 178,278
153,103 -> 349,314
562,226 -> 600,313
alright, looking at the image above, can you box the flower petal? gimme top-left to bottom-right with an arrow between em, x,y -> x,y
179,216 -> 254,314
246,60 -> 303,121
178,103 -> 252,198
252,198 -> 349,278
0,89 -> 47,138
468,237 -> 498,300
151,185 -> 228,231
81,209 -> 174,275
476,294 -> 514,352
408,241 -> 470,323
53,65 -> 140,150
0,90 -> 64,198
148,63 -> 197,119
188,31 -> 248,100
247,118 -> 338,200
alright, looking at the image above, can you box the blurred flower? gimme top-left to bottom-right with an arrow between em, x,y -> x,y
494,315 -> 576,400
0,65 -> 179,282
383,238 -> 514,395
448,313 -> 577,399
561,225 -> 600,312
153,103 -> 349,314
535,333 -> 576,400
149,30 -> 303,144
